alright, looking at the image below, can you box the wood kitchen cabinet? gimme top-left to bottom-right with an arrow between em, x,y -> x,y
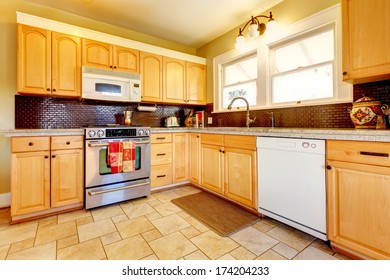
173,133 -> 189,183
186,62 -> 206,105
17,24 -> 81,97
342,0 -> 390,83
140,51 -> 163,102
200,134 -> 257,209
10,135 -> 84,223
326,140 -> 390,259
189,133 -> 201,184
82,38 -> 139,73
150,133 -> 173,188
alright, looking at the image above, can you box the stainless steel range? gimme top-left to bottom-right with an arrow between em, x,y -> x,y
84,126 -> 151,209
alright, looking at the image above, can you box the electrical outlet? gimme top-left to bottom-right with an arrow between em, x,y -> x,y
207,117 -> 213,125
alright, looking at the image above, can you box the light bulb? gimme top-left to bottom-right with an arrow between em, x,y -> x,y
248,23 -> 259,38
266,19 -> 277,33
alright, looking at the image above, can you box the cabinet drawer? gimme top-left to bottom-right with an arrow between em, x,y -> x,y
51,135 -> 83,150
327,140 -> 390,167
151,133 -> 172,143
224,135 -> 256,150
151,143 -> 172,165
11,137 -> 50,152
151,164 -> 173,188
201,134 -> 223,146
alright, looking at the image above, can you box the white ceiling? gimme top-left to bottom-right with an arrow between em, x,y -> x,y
21,0 -> 282,48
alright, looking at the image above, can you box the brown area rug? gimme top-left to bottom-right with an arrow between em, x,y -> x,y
171,191 -> 259,236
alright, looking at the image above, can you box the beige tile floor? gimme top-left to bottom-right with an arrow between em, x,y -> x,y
0,186 -> 350,260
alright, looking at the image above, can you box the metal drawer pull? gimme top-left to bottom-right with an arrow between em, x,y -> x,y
156,153 -> 166,156
88,182 -> 150,196
359,151 -> 389,157
29,142 -> 34,146
156,137 -> 166,140
157,175 -> 166,178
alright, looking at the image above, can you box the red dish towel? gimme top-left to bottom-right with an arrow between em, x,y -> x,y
123,141 -> 136,172
107,142 -> 123,173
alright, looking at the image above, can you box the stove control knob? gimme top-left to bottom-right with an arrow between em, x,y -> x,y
97,130 -> 104,138
88,130 -> 96,138
138,129 -> 144,136
145,129 -> 151,136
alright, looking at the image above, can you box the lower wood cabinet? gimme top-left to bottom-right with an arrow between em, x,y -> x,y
10,135 -> 84,222
326,140 -> 390,259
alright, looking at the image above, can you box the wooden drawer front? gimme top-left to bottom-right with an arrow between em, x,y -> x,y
327,140 -> 390,167
201,133 -> 223,146
224,135 -> 256,150
151,143 -> 172,165
51,135 -> 84,150
151,133 -> 172,144
12,137 -> 50,153
151,164 -> 173,188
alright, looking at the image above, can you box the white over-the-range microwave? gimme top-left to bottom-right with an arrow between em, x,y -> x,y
81,66 -> 141,102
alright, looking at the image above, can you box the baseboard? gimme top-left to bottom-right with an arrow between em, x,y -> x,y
0,192 -> 11,208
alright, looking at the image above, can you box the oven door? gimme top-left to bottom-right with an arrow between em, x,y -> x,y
85,137 -> 150,188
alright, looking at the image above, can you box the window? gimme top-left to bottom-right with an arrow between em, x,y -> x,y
222,54 -> 257,109
213,4 -> 351,113
270,25 -> 335,105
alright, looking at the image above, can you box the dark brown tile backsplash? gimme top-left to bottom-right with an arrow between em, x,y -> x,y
15,79 -> 390,129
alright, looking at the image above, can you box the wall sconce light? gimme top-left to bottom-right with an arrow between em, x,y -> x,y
235,11 -> 276,49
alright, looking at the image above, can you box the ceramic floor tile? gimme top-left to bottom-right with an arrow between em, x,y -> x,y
0,245 -> 10,260
229,246 -> 257,260
184,250 -> 210,260
153,190 -> 180,203
8,238 -> 34,254
121,202 -> 156,219
57,238 -> 106,260
272,242 -> 299,259
116,216 -> 155,239
145,211 -> 163,221
111,214 -> 129,224
173,186 -> 201,197
37,216 -> 58,228
153,202 -> 182,216
230,227 -> 279,256
57,235 -> 79,250
77,218 -> 117,242
218,254 -> 236,260
311,239 -> 334,255
293,246 -> 338,260
35,221 -> 77,245
100,232 -> 122,246
149,231 -> 197,260
252,221 -> 275,233
6,241 -> 56,260
256,250 -> 287,260
151,213 -> 190,235
180,226 -> 201,239
76,216 -> 94,226
0,222 -> 37,247
105,235 -> 153,260
266,224 -> 316,251
190,231 -> 239,260
142,229 -> 163,242
57,209 -> 91,223
132,195 -> 158,205
185,216 -> 210,233
142,254 -> 159,260
91,205 -> 125,221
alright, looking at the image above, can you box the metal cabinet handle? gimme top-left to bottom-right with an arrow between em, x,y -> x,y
88,181 -> 150,196
52,155 -> 56,158
156,137 -> 166,140
156,153 -> 166,156
157,175 -> 166,178
28,142 -> 34,146
66,141 -> 70,145
44,155 -> 49,159
359,151 -> 389,158
326,165 -> 332,170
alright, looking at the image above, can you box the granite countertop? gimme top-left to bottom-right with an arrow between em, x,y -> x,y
2,127 -> 390,142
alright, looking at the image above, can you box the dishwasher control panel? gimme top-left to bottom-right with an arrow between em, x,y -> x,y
257,137 -> 325,154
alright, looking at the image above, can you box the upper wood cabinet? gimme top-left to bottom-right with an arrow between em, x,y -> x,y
140,51 -> 163,102
82,38 -> 139,73
342,0 -> 390,83
186,62 -> 206,105
17,24 -> 81,97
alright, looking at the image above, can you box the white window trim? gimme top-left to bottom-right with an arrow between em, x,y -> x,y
213,3 -> 352,113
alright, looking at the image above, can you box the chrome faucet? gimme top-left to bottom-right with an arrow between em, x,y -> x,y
268,112 -> 275,127
227,97 -> 256,128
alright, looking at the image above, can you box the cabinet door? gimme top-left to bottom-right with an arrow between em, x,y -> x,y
163,57 -> 186,104
140,52 -> 163,102
224,147 -> 257,209
114,46 -> 139,73
51,149 -> 84,208
186,62 -> 206,105
201,144 -> 224,194
342,0 -> 390,83
82,38 -> 112,69
52,32 -> 81,97
11,151 -> 51,216
189,133 -> 200,184
173,133 -> 188,183
17,24 -> 51,95
327,160 -> 390,259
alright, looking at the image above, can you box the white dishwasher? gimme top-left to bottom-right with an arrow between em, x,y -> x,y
257,137 -> 327,240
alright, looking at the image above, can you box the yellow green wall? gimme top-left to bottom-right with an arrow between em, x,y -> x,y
196,0 -> 340,103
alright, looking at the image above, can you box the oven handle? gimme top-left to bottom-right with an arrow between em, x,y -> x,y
87,181 -> 150,196
88,140 -> 150,147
